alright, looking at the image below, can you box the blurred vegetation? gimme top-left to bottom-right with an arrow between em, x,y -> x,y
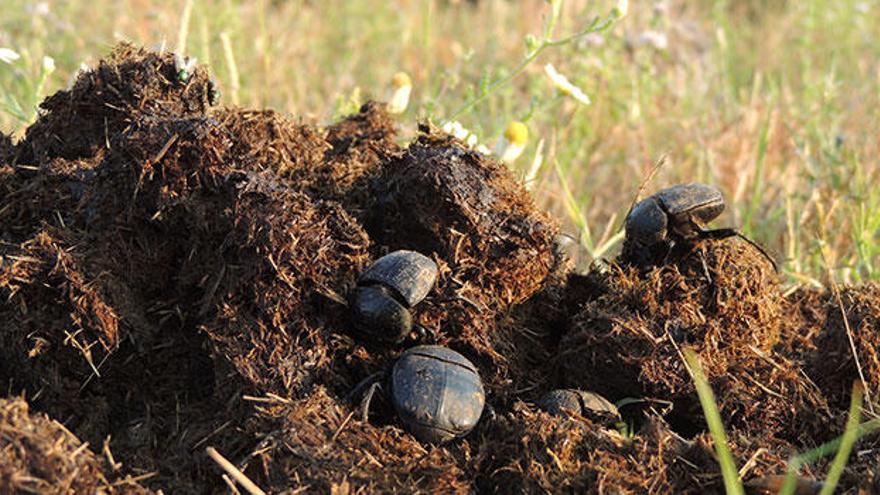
1,0 -> 878,284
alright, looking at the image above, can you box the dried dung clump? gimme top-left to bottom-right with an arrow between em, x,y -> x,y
198,180 -> 372,398
213,109 -> 330,182
239,387 -> 471,493
0,398 -> 151,494
18,43 -> 215,164
323,101 -> 399,213
369,125 -> 557,307
561,236 -> 781,399
0,133 -> 12,162
473,402 -> 792,494
785,285 -> 880,409
558,237 -> 831,440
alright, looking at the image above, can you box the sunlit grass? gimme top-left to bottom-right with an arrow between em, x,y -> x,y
1,0 -> 878,283
684,349 -> 744,495
686,351 -> 880,495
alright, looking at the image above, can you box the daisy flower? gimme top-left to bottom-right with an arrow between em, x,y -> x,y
387,72 -> 412,114
495,121 -> 528,164
544,64 -> 591,106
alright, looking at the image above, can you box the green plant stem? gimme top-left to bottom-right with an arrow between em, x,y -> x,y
684,349 -> 745,495
780,382 -> 874,495
448,13 -> 614,120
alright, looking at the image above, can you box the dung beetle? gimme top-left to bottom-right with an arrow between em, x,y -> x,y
349,345 -> 486,444
622,183 -> 776,270
539,389 -> 620,422
349,250 -> 438,344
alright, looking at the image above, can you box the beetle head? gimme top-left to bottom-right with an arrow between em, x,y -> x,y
625,196 -> 668,248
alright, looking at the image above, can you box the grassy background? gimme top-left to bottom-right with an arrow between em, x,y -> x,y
1,0 -> 878,284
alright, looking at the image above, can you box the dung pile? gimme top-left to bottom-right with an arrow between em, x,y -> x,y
0,43 -> 561,492
557,237 -> 832,443
0,397 -> 151,494
561,237 -> 782,399
1,43 -> 879,493
240,387 -> 471,493
785,285 -> 880,409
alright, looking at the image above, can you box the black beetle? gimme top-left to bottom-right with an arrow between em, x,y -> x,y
349,250 -> 438,344
539,389 -> 620,422
621,183 -> 776,270
350,345 -> 486,444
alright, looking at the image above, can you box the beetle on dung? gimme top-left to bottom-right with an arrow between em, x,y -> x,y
349,250 -> 438,345
621,183 -> 776,270
348,345 -> 487,444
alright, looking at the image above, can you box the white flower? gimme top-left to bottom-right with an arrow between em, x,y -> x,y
613,0 -> 628,18
0,48 -> 21,64
637,30 -> 669,50
387,72 -> 412,114
441,120 -> 471,141
544,64 -> 591,106
441,120 -> 491,153
494,121 -> 528,164
653,0 -> 670,17
42,55 -> 55,73
27,2 -> 50,16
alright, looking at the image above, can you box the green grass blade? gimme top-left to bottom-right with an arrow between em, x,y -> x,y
683,349 -> 744,495
819,382 -> 864,494
780,382 -> 867,495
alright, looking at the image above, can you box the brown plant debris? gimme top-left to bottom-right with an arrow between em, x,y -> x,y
0,398 -> 152,494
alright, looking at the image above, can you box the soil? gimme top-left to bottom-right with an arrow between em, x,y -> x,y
1,43 -> 878,494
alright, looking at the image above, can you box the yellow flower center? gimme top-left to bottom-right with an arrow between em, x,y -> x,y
392,72 -> 412,89
504,121 -> 528,146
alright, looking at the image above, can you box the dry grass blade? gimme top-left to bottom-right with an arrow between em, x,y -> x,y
206,447 -> 267,495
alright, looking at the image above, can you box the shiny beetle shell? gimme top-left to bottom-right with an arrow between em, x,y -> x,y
625,196 -> 669,248
349,286 -> 412,344
391,345 -> 485,444
539,389 -> 619,420
626,183 -> 725,246
359,250 -> 438,307
655,183 -> 724,224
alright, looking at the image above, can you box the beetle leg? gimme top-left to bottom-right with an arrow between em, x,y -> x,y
360,381 -> 382,424
699,228 -> 778,272
474,402 -> 497,436
698,248 -> 713,283
411,323 -> 435,342
346,371 -> 384,404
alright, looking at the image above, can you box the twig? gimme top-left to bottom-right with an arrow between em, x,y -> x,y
220,32 -> 241,106
624,153 -> 668,220
331,411 -> 355,443
176,0 -> 195,55
206,446 -> 266,495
